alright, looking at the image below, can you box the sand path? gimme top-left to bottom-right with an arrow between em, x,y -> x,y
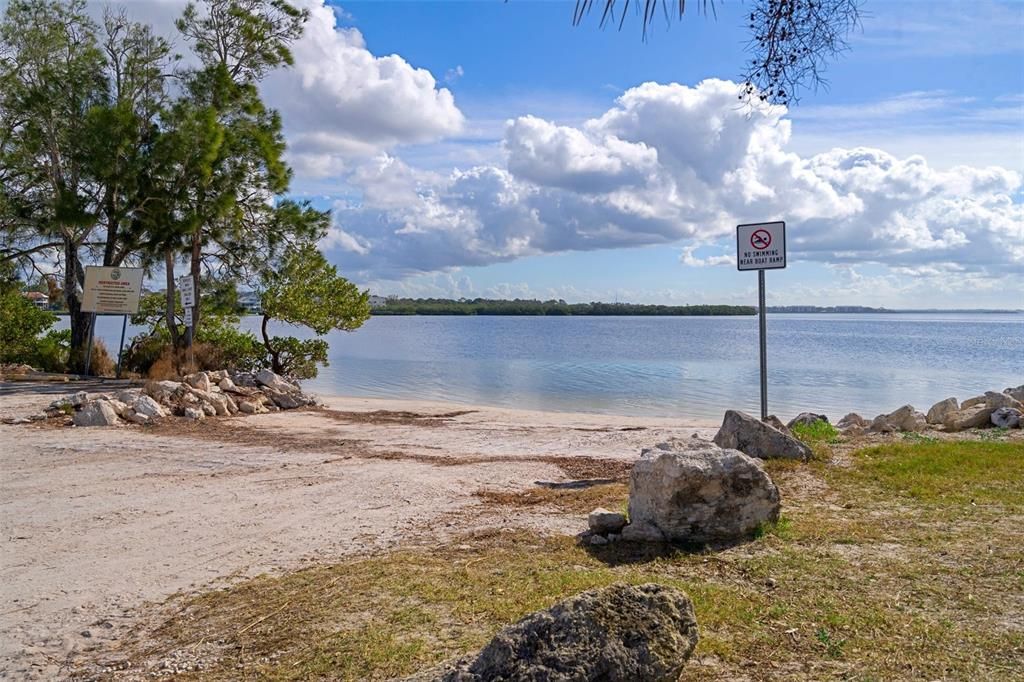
0,387 -> 713,679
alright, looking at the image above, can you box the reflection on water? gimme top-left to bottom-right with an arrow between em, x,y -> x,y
76,313 -> 1024,420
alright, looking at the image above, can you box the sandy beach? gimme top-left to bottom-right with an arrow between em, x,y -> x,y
0,386 -> 715,679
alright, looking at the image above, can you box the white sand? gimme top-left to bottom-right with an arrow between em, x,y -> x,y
0,389 -> 714,678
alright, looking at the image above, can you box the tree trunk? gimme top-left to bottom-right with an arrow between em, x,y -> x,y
164,250 -> 179,348
260,313 -> 280,373
63,237 -> 93,374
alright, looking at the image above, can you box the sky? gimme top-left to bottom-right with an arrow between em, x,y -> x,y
70,1 -> 1024,307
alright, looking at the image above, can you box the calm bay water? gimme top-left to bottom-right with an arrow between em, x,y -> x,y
82,312 -> 1023,421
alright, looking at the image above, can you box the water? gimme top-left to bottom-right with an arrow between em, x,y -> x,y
76,312 -> 1024,421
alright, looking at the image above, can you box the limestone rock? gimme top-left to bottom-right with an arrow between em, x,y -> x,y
961,395 -> 986,410
1006,385 -> 1024,403
871,405 -> 925,433
786,412 -> 829,429
145,380 -> 183,404
125,410 -> 150,425
944,405 -> 994,431
264,387 -> 304,409
408,583 -> 699,682
70,391 -> 90,408
926,398 -> 958,425
238,400 -> 259,414
106,399 -> 130,418
218,377 -> 237,392
73,400 -> 121,427
132,395 -> 166,419
256,368 -> 297,393
991,407 -> 1022,429
116,389 -> 141,404
200,402 -> 217,417
627,439 -> 781,544
588,508 -> 627,535
713,410 -> 812,461
183,407 -> 204,421
985,391 -> 1023,410
184,372 -> 211,392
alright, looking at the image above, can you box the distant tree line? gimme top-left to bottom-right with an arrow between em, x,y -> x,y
373,298 -> 755,316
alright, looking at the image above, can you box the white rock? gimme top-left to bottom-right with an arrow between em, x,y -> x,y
255,368 -> 297,393
184,372 -> 211,392
926,398 -> 958,425
238,400 -> 258,414
132,395 -> 166,419
183,407 -> 204,421
218,377 -> 237,392
200,403 -> 216,417
944,405 -> 994,431
144,380 -> 183,404
125,410 -> 150,425
73,400 -> 121,427
627,439 -> 781,544
70,391 -> 90,408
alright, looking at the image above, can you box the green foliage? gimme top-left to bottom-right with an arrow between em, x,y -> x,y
0,278 -> 60,367
373,298 -> 756,316
259,243 -> 369,379
790,419 -> 840,444
262,336 -> 328,380
125,290 -> 264,374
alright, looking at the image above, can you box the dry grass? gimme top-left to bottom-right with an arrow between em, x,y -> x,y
78,438 -> 1024,681
475,482 -> 628,514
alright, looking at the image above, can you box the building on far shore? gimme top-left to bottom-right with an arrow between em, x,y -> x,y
22,291 -> 49,309
238,290 -> 262,314
369,295 -> 388,308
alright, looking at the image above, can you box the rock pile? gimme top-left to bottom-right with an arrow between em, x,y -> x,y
403,583 -> 699,682
37,369 -> 317,427
828,385 -> 1024,436
587,438 -> 781,547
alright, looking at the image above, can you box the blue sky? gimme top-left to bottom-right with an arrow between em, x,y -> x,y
115,0 -> 1024,308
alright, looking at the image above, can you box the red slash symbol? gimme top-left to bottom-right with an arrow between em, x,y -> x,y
750,229 -> 772,250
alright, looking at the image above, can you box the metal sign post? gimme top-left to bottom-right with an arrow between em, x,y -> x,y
736,221 -> 787,420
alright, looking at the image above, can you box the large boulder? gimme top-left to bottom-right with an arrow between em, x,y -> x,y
73,400 -> 121,427
255,368 -> 297,393
1006,385 -> 1024,403
786,412 -> 828,429
943,405 -> 994,431
406,583 -> 699,682
263,387 -> 306,409
627,439 -> 781,544
835,413 -> 868,435
870,405 -> 925,433
991,407 -> 1022,429
961,395 -> 987,410
713,410 -> 812,461
984,391 -> 1023,411
926,398 -> 958,425
762,415 -> 790,435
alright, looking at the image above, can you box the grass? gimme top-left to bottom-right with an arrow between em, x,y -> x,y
88,438 -> 1024,681
790,419 -> 840,444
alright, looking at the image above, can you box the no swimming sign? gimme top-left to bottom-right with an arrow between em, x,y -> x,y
736,222 -> 786,271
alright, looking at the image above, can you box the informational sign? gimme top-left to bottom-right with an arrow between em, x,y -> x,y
736,221 -> 786,271
81,266 -> 144,314
184,306 -> 193,327
179,275 -> 196,308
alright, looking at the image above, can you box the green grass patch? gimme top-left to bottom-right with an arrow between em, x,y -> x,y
839,440 -> 1024,506
94,439 -> 1024,681
791,419 -> 840,444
